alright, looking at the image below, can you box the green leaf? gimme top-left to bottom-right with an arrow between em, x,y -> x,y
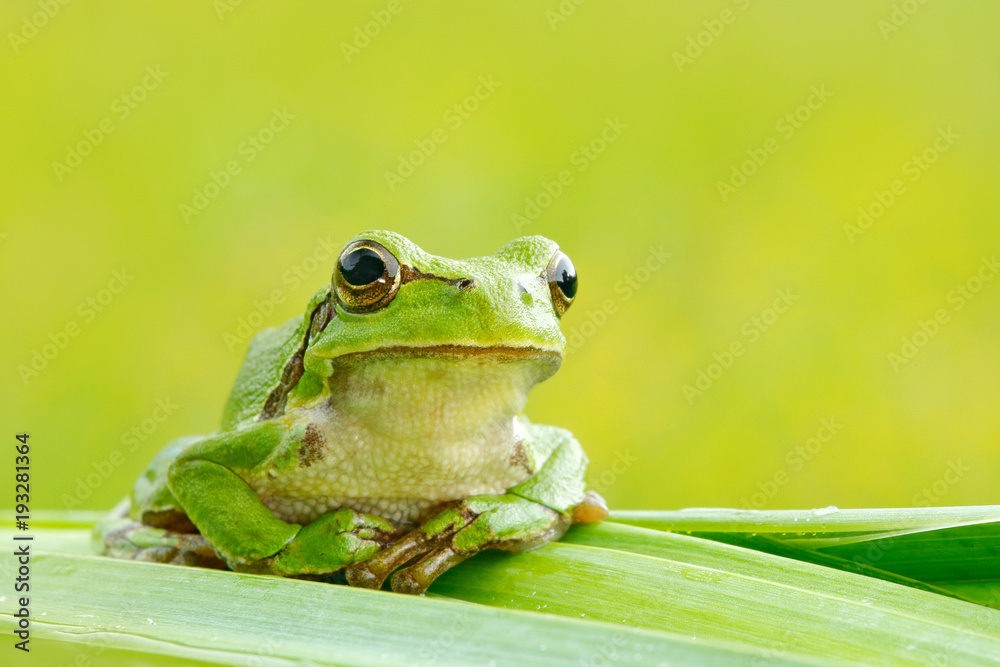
435,522 -> 1000,665
609,507 -> 1000,607
0,537 -> 820,667
609,506 -> 1000,537
5,507 -> 1000,666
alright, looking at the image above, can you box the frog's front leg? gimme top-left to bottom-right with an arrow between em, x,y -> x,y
347,495 -> 570,594
345,424 -> 607,594
167,421 -> 401,576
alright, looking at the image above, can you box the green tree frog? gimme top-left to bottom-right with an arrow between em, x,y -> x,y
97,231 -> 607,594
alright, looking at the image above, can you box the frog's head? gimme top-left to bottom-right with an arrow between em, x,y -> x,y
303,230 -> 577,383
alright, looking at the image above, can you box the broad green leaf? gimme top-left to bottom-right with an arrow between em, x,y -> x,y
28,640 -> 224,667
7,506 -> 1000,666
434,523 -> 1000,666
942,583 -> 1000,610
0,548 -> 821,667
609,507 -> 1000,604
609,506 -> 1000,537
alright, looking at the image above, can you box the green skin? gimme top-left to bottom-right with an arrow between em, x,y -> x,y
97,230 -> 605,594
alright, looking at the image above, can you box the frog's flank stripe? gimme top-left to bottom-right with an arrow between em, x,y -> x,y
259,298 -> 334,420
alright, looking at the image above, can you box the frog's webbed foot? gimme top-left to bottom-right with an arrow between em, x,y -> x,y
98,516 -> 227,568
267,508 -> 409,577
344,495 -> 571,595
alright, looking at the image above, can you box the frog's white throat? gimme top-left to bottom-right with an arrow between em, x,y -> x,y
256,348 -> 562,524
325,347 -> 561,441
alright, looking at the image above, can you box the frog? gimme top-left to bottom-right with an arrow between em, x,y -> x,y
96,230 -> 607,594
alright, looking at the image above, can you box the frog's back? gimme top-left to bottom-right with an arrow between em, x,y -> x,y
221,314 -> 306,430
221,286 -> 333,429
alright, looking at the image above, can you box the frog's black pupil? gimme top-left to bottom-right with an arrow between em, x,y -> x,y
341,248 -> 385,286
554,255 -> 577,299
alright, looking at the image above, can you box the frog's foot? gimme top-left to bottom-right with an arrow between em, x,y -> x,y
572,490 -> 609,524
344,494 -> 571,595
265,508 -> 409,577
97,516 -> 226,568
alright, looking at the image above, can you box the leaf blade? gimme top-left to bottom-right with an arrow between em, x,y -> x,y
433,524 -> 1000,666
608,507 -> 1000,595
0,549 -> 819,667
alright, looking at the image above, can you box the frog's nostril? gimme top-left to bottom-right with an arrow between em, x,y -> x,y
516,280 -> 533,304
457,279 -> 475,291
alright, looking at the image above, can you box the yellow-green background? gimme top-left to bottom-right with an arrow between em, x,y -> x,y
2,1 -> 997,514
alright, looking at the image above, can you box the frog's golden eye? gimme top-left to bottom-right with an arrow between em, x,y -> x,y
546,250 -> 577,317
333,240 -> 401,313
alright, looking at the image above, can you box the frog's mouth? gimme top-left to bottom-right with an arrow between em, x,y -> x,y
333,344 -> 562,362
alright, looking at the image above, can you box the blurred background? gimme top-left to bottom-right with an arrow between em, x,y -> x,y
2,1 -> 998,515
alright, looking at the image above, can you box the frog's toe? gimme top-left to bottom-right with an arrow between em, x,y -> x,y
344,522 -> 449,590
572,490 -> 609,524
99,517 -> 225,568
389,546 -> 471,595
344,503 -> 481,590
345,496 -> 570,594
343,560 -> 383,589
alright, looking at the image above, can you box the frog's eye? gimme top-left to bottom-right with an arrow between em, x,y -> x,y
333,240 -> 401,313
546,250 -> 577,317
